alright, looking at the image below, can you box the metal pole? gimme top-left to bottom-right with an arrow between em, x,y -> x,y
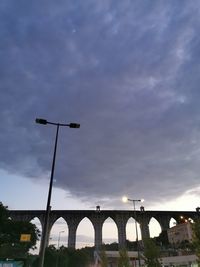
133,200 -> 141,267
56,231 -> 64,267
38,124 -> 60,267
57,231 -> 64,249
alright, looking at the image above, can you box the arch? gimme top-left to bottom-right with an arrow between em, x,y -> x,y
29,217 -> 42,254
76,217 -> 94,249
149,217 -> 162,238
49,217 -> 68,248
126,217 -> 142,241
102,217 -> 118,245
169,217 -> 177,228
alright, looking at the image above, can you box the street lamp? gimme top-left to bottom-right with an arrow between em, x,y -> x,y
122,196 -> 144,267
57,231 -> 65,249
56,231 -> 65,267
36,118 -> 80,267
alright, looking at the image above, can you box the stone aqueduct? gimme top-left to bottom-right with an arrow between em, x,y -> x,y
9,209 -> 199,250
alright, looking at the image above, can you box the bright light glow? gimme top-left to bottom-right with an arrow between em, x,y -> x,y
141,199 -> 144,203
122,196 -> 128,203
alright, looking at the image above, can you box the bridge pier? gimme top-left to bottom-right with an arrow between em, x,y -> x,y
68,226 -> 77,249
94,221 -> 103,251
116,215 -> 127,249
140,219 -> 150,239
67,219 -> 79,249
159,216 -> 171,232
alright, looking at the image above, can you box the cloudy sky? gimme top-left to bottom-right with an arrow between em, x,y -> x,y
1,1 -> 200,215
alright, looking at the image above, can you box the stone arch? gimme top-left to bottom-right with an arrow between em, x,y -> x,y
126,217 -> 142,241
76,217 -> 94,249
169,217 -> 177,228
154,215 -> 170,231
49,217 -> 68,248
102,217 -> 118,245
149,217 -> 162,238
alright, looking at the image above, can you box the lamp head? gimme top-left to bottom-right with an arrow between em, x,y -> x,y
35,118 -> 47,125
69,123 -> 80,128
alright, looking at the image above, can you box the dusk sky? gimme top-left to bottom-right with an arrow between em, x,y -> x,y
1,0 -> 200,222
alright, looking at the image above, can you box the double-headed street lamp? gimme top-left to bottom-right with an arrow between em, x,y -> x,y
122,196 -> 144,267
57,230 -> 65,249
36,118 -> 80,267
55,230 -> 65,267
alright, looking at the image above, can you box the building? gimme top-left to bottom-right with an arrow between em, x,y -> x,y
92,251 -> 198,267
160,254 -> 197,267
94,251 -> 144,267
167,222 -> 193,245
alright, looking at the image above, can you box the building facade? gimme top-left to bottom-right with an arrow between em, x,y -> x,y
167,222 -> 193,244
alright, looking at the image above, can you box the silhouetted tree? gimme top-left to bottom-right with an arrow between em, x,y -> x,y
104,242 -> 119,251
126,240 -> 137,251
100,247 -> 108,267
143,238 -> 161,267
0,202 -> 39,258
117,249 -> 131,267
32,246 -> 89,267
192,219 -> 200,265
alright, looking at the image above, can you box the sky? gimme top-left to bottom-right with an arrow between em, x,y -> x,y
1,0 -> 200,248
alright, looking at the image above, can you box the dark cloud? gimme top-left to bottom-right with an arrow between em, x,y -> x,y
0,1 -> 200,206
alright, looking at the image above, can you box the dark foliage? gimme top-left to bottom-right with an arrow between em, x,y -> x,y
32,246 -> 90,267
0,202 -> 39,259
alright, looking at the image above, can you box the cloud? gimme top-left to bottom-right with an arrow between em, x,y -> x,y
0,1 -> 200,207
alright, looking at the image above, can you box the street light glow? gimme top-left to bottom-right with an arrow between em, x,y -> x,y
122,196 -> 128,203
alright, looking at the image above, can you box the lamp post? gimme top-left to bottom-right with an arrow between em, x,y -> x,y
122,196 -> 144,267
36,118 -> 80,267
57,230 -> 65,249
55,231 -> 65,267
